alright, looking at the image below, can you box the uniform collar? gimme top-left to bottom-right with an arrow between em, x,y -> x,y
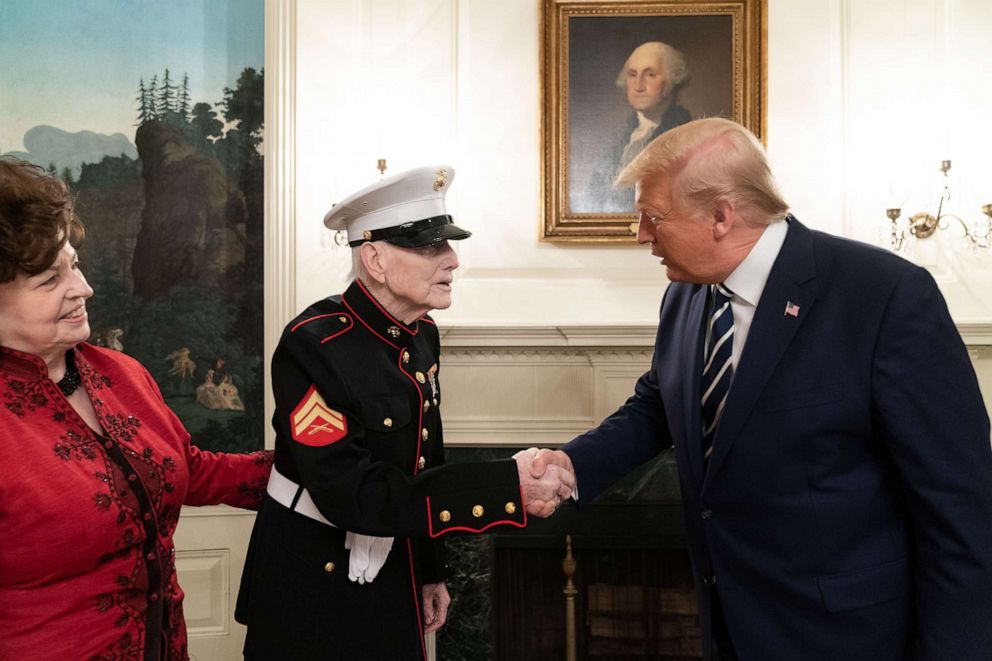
341,279 -> 421,349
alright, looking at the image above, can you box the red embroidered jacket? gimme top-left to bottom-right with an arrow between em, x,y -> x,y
0,343 -> 273,660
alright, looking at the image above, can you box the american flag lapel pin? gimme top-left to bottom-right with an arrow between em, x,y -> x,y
784,301 -> 800,317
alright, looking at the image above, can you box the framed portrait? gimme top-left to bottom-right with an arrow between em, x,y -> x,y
0,0 -> 266,453
541,0 -> 767,242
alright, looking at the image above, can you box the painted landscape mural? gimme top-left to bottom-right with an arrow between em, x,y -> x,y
0,1 -> 265,452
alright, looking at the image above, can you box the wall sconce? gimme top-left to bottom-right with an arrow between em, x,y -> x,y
886,160 -> 992,252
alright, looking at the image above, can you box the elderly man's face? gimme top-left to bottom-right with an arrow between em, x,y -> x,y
625,49 -> 669,113
380,240 -> 459,318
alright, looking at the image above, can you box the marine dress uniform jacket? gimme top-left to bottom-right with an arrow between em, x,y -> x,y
237,279 -> 526,661
563,217 -> 992,660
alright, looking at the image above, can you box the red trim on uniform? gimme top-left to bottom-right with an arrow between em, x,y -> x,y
320,315 -> 354,343
290,313 -> 346,333
396,352 -> 424,474
341,296 -> 401,350
355,279 -> 420,336
518,484 -> 528,527
406,538 -> 428,661
424,488 -> 528,539
418,316 -> 436,326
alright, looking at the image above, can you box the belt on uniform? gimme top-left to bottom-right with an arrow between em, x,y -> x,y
266,465 -> 336,527
265,465 -> 394,584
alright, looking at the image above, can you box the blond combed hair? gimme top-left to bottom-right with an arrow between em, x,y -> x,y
616,117 -> 789,224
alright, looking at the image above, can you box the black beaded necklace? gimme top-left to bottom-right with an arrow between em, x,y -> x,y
57,350 -> 82,397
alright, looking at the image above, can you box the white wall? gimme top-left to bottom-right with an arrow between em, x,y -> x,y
292,0 -> 992,327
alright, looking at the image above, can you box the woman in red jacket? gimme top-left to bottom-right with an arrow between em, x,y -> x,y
0,157 -> 273,660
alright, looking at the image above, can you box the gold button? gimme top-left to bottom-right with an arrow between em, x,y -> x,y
421,428 -> 429,442
324,562 -> 335,573
402,351 -> 410,364
383,417 -> 393,428
433,398 -> 438,407
505,502 -> 517,515
439,510 -> 451,523
339,316 -> 347,323
415,371 -> 426,384
472,505 -> 484,518
423,401 -> 430,413
363,230 -> 372,240
418,456 -> 426,469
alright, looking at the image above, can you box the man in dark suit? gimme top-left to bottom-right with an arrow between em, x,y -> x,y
526,118 -> 992,660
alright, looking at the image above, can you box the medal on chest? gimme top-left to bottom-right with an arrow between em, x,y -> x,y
427,363 -> 439,404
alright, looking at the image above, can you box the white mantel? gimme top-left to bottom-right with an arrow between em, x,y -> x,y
435,323 -> 992,450
440,322 -> 992,348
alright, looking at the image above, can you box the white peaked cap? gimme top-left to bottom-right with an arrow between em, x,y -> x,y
323,165 -> 470,247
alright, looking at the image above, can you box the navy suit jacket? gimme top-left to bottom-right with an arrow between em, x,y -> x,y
564,217 -> 992,660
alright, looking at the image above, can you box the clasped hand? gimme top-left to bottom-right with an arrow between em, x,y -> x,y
513,447 -> 577,517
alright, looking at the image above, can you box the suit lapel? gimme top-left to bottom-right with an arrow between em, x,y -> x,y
704,218 -> 819,482
679,284 -> 709,488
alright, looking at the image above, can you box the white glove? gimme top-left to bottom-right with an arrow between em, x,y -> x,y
344,532 -> 394,584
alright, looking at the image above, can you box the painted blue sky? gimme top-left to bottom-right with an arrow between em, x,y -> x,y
0,0 -> 263,153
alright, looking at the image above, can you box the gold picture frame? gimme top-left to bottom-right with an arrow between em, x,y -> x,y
540,0 -> 767,242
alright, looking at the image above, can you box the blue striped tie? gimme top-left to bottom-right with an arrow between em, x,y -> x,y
701,284 -> 735,461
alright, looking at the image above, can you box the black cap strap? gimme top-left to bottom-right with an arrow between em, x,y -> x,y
348,215 -> 454,247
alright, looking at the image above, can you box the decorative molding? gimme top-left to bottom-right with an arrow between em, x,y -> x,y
440,325 -> 657,347
264,0 -> 297,450
179,504 -> 258,519
443,417 -> 595,447
443,348 -> 654,367
840,0 -> 852,238
176,549 -> 230,637
958,323 -> 992,347
444,349 -> 592,364
441,322 -> 992,348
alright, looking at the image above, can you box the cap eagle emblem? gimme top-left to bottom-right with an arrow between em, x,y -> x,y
433,169 -> 448,191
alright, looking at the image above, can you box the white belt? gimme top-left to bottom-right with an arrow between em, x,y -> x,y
265,465 -> 393,584
266,465 -> 335,526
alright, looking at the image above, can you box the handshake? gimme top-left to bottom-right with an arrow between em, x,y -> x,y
513,448 -> 577,518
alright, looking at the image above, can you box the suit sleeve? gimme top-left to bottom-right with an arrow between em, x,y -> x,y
871,265 -> 992,660
274,335 -> 526,540
562,319 -> 674,503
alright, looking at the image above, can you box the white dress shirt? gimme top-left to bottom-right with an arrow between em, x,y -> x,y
721,218 -> 789,370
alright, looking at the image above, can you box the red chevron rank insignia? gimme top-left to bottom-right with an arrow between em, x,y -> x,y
291,385 -> 347,446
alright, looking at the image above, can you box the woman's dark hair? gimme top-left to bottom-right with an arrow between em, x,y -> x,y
0,157 -> 85,283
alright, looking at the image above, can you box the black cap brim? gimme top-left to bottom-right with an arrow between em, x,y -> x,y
384,222 -> 471,248
348,214 -> 471,248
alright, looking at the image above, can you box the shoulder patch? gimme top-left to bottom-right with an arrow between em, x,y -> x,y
291,385 -> 348,446
290,312 -> 354,344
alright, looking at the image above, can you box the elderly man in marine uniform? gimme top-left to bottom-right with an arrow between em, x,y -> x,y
235,165 -> 574,660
